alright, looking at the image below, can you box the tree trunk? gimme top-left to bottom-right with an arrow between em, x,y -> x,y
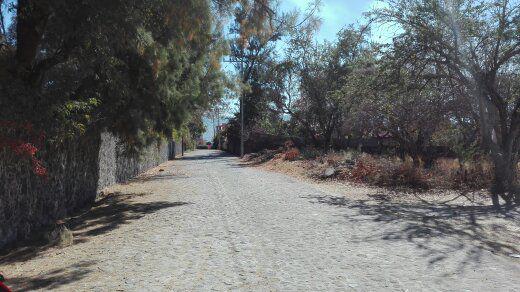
16,0 -> 50,72
323,129 -> 333,152
411,152 -> 421,168
491,155 -> 519,209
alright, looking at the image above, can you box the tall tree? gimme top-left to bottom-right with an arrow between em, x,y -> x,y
275,25 -> 371,150
373,0 -> 520,207
0,0 -> 227,149
227,0 -> 296,155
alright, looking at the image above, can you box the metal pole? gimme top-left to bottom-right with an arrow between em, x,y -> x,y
240,93 -> 244,157
217,107 -> 221,150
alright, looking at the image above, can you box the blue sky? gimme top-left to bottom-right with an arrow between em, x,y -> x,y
1,0 -> 14,28
281,0 -> 380,42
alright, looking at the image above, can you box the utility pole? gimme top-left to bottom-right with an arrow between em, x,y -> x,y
216,106 -> 222,150
239,59 -> 245,158
240,93 -> 244,157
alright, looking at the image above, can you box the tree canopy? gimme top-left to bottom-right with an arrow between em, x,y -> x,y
222,0 -> 519,208
0,0 -> 227,148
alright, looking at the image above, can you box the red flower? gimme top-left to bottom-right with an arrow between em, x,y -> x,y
13,143 -> 38,157
33,160 -> 48,178
0,121 -> 47,178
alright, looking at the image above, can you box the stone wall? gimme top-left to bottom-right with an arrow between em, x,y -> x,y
114,138 -> 169,185
0,132 -> 175,249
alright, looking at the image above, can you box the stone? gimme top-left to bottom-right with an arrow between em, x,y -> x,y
323,167 -> 336,178
44,221 -> 74,247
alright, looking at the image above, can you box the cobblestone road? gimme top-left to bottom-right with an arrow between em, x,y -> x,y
2,150 -> 519,291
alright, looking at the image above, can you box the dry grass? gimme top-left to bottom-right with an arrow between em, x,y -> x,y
431,158 -> 494,190
243,147 -> 510,192
349,154 -> 428,189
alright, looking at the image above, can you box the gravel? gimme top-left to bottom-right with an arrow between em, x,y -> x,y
1,150 -> 519,291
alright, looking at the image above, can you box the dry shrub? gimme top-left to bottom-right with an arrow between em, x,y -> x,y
284,148 -> 301,161
271,146 -> 503,191
284,140 -> 295,149
325,152 -> 346,166
432,158 -> 493,189
301,147 -> 321,159
349,155 -> 498,190
350,154 -> 428,188
350,154 -> 378,182
392,158 -> 428,189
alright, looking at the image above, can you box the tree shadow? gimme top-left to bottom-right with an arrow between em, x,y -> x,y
69,193 -> 190,243
0,192 -> 189,265
5,260 -> 96,291
132,173 -> 190,183
178,151 -> 237,167
238,151 -> 283,167
180,151 -> 232,161
304,193 -> 520,274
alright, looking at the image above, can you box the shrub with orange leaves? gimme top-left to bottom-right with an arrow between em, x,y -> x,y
284,148 -> 301,161
432,158 -> 493,189
349,154 -> 428,188
350,154 -> 378,182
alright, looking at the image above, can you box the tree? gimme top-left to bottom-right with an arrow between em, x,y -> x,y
275,25 -> 371,150
227,0 -> 298,155
0,0 -> 226,150
372,0 -> 520,207
349,48 -> 456,166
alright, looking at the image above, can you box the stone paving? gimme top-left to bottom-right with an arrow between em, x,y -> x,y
1,150 -> 519,291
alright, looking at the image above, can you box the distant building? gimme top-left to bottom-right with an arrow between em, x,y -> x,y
215,123 -> 228,150
215,123 -> 228,134
196,136 -> 205,147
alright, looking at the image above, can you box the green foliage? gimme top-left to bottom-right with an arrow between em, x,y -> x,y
275,25 -> 373,149
0,0 -> 226,148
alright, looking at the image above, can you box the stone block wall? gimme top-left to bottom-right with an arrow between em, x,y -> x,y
0,132 -> 174,249
168,140 -> 183,160
114,139 -> 169,184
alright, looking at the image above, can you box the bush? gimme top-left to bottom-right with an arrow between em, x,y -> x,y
350,154 -> 428,188
284,148 -> 301,161
284,140 -> 295,149
432,158 -> 493,189
350,154 -> 378,182
268,147 -> 508,191
391,158 -> 428,189
301,147 -> 321,159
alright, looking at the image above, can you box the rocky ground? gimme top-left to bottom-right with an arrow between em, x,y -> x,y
1,150 -> 519,291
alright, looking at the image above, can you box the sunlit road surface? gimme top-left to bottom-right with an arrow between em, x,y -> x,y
2,150 -> 519,291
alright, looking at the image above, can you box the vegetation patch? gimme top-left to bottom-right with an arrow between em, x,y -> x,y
245,146 -> 509,194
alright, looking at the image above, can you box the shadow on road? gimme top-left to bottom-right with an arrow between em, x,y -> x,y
5,260 -> 96,291
0,192 -> 189,265
177,150 -> 240,168
234,151 -> 283,168
69,192 -> 189,244
134,173 -> 190,183
180,150 -> 234,161
305,193 -> 520,274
